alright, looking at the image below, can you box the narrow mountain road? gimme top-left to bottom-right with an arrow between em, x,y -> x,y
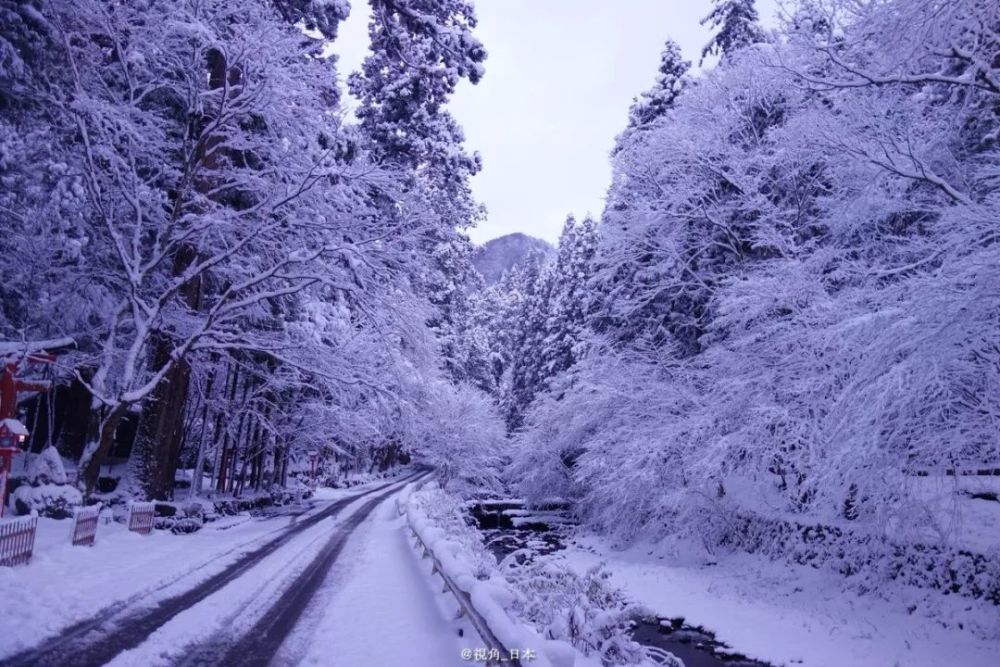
270,492 -> 468,667
0,473 -> 427,667
168,481 -> 453,666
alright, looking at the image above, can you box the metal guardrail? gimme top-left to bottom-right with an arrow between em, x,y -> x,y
399,493 -> 521,667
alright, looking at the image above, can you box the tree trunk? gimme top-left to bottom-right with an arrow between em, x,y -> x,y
191,368 -> 215,497
59,376 -> 94,460
191,377 -> 212,497
81,402 -> 129,494
215,362 -> 240,492
131,357 -> 192,500
273,445 -> 283,489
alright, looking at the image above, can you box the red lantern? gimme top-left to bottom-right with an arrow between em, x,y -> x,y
0,418 -> 26,468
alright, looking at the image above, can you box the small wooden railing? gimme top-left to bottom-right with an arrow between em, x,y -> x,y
71,505 -> 100,546
0,515 -> 38,566
127,501 -> 155,535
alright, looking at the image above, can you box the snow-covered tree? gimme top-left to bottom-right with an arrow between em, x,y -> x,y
513,0 -> 1000,552
1,0 -> 477,498
348,0 -> 489,401
700,0 -> 766,64
500,215 -> 599,430
348,0 -> 486,227
620,40 -> 689,141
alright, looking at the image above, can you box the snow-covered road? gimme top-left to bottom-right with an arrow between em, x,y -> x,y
0,472 -> 474,667
274,492 -> 467,666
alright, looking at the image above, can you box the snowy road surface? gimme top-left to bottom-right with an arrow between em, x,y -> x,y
0,472 -> 470,667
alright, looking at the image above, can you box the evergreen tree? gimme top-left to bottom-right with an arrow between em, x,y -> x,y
349,0 -> 487,388
348,0 -> 486,226
700,0 -> 765,65
502,215 -> 598,430
542,216 -> 599,380
621,40 -> 689,139
272,0 -> 350,40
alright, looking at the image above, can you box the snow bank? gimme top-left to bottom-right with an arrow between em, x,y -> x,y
563,533 -> 1000,667
403,485 -> 567,667
0,510 -> 308,657
401,483 -> 658,667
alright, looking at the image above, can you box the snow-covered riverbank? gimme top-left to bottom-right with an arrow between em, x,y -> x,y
560,533 -> 1000,667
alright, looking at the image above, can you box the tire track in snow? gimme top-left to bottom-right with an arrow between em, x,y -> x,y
173,480 -> 419,667
0,473 -> 424,667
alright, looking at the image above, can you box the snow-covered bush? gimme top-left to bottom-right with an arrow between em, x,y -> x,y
12,483 -> 83,519
11,447 -> 82,518
152,502 -> 206,534
406,484 -> 497,579
710,510 -> 1000,606
504,559 -> 648,666
155,515 -> 203,535
27,447 -> 68,485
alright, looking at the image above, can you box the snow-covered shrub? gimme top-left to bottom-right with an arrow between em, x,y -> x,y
154,515 -> 203,534
149,501 -> 206,534
269,484 -> 310,505
702,509 -> 1000,605
27,447 -> 68,485
208,487 -> 311,517
12,482 -> 82,519
504,559 -> 648,666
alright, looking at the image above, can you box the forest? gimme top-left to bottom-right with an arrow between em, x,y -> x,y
3,0 -> 999,567
2,0 -> 502,503
1,1 -> 998,665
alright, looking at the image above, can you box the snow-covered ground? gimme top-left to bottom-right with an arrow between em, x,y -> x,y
0,476 -> 482,667
562,533 -> 1000,667
0,485 -> 357,659
908,474 -> 1000,553
276,495 -> 468,666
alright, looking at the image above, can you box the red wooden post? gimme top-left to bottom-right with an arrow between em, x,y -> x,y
0,419 -> 28,518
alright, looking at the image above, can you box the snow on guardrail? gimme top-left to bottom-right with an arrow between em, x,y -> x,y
399,483 -> 578,667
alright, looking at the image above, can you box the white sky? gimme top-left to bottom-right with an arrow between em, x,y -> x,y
332,1 -> 779,244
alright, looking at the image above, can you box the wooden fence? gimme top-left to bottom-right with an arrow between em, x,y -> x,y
127,501 -> 155,535
71,505 -> 100,546
0,515 -> 38,566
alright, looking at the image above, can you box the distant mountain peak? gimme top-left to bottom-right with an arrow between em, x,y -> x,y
471,233 -> 555,285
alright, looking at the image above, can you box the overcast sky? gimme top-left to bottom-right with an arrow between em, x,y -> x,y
333,1 -> 779,245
